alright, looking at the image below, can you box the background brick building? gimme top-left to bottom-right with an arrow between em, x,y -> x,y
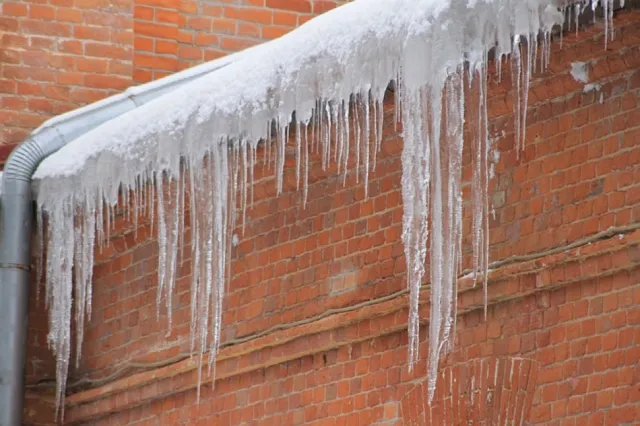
1,0 -> 638,424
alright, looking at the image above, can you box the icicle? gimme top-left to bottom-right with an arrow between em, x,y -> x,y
354,96 -> 361,184
560,7 -> 565,49
325,101 -> 332,169
426,84 -> 444,403
133,176 -> 139,240
481,64 -> 490,321
105,200 -> 111,243
342,99 -> 351,185
295,120 -> 301,190
545,32 -> 551,70
332,103 -> 339,164
372,99 -> 379,172
35,209 -> 44,304
311,101 -> 317,155
241,141 -> 248,233
604,0 -> 611,50
303,122 -> 309,208
179,161 -> 186,263
471,57 -> 490,322
376,97 -> 384,168
156,173 -> 167,320
188,155 -> 200,357
249,142 -> 255,208
149,176 -> 156,236
522,34 -> 534,153
401,85 -> 430,373
45,198 -> 74,420
394,73 -> 401,131
441,71 -> 464,358
336,102 -> 345,175
275,122 -> 283,194
264,122 -> 271,168
231,144 -> 240,231
363,90 -> 371,199
164,170 -> 181,335
512,35 -> 523,156
73,212 -> 84,365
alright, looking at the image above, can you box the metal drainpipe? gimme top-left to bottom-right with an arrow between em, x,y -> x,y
0,54 -> 239,425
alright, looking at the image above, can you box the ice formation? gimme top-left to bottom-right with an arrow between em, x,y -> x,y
583,82 -> 601,92
28,0 -> 616,416
570,61 -> 590,83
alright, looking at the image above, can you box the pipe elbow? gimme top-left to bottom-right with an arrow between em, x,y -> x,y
2,127 -> 66,187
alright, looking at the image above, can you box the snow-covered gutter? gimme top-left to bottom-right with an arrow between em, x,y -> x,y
0,0 -> 632,423
0,45 -> 260,425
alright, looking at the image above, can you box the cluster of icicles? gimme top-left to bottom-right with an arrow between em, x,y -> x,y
32,0 -> 618,418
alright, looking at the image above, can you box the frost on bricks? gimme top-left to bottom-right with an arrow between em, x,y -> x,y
28,0 -> 620,419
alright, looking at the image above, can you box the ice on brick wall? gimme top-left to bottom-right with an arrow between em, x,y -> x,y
29,0 -> 616,416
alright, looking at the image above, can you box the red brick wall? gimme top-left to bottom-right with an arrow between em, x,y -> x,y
19,5 -> 640,426
0,0 -> 134,157
131,0 -> 342,82
79,269 -> 640,425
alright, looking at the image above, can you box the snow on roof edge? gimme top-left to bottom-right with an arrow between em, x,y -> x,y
30,44 -> 260,136
34,0 -> 561,188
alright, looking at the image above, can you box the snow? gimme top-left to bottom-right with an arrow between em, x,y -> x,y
583,83 -> 601,92
30,46 -> 254,136
570,61 -> 589,83
29,0 -> 616,416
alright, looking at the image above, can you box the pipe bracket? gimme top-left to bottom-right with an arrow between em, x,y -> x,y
0,262 -> 31,271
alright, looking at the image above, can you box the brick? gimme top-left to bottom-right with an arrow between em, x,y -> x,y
186,16 -> 212,31
262,25 -> 290,40
2,2 -> 28,16
179,0 -> 197,13
224,6 -> 272,24
273,11 -> 297,26
73,26 -> 109,42
69,88 -> 108,103
194,33 -> 218,47
134,53 -> 178,71
84,11 -> 131,29
266,0 -> 311,13
178,45 -> 202,60
133,69 -> 153,83
85,42 -> 131,60
202,4 -> 222,17
220,36 -> 257,51
21,20 -> 72,37
76,57 -> 109,73
136,0 -> 180,7
136,21 -> 179,38
156,9 -> 180,24
56,8 -> 83,23
28,5 -> 55,20
134,36 -> 155,52
134,5 -> 155,21
85,74 -> 130,90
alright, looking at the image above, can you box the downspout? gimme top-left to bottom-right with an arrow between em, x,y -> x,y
0,49 -> 248,425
